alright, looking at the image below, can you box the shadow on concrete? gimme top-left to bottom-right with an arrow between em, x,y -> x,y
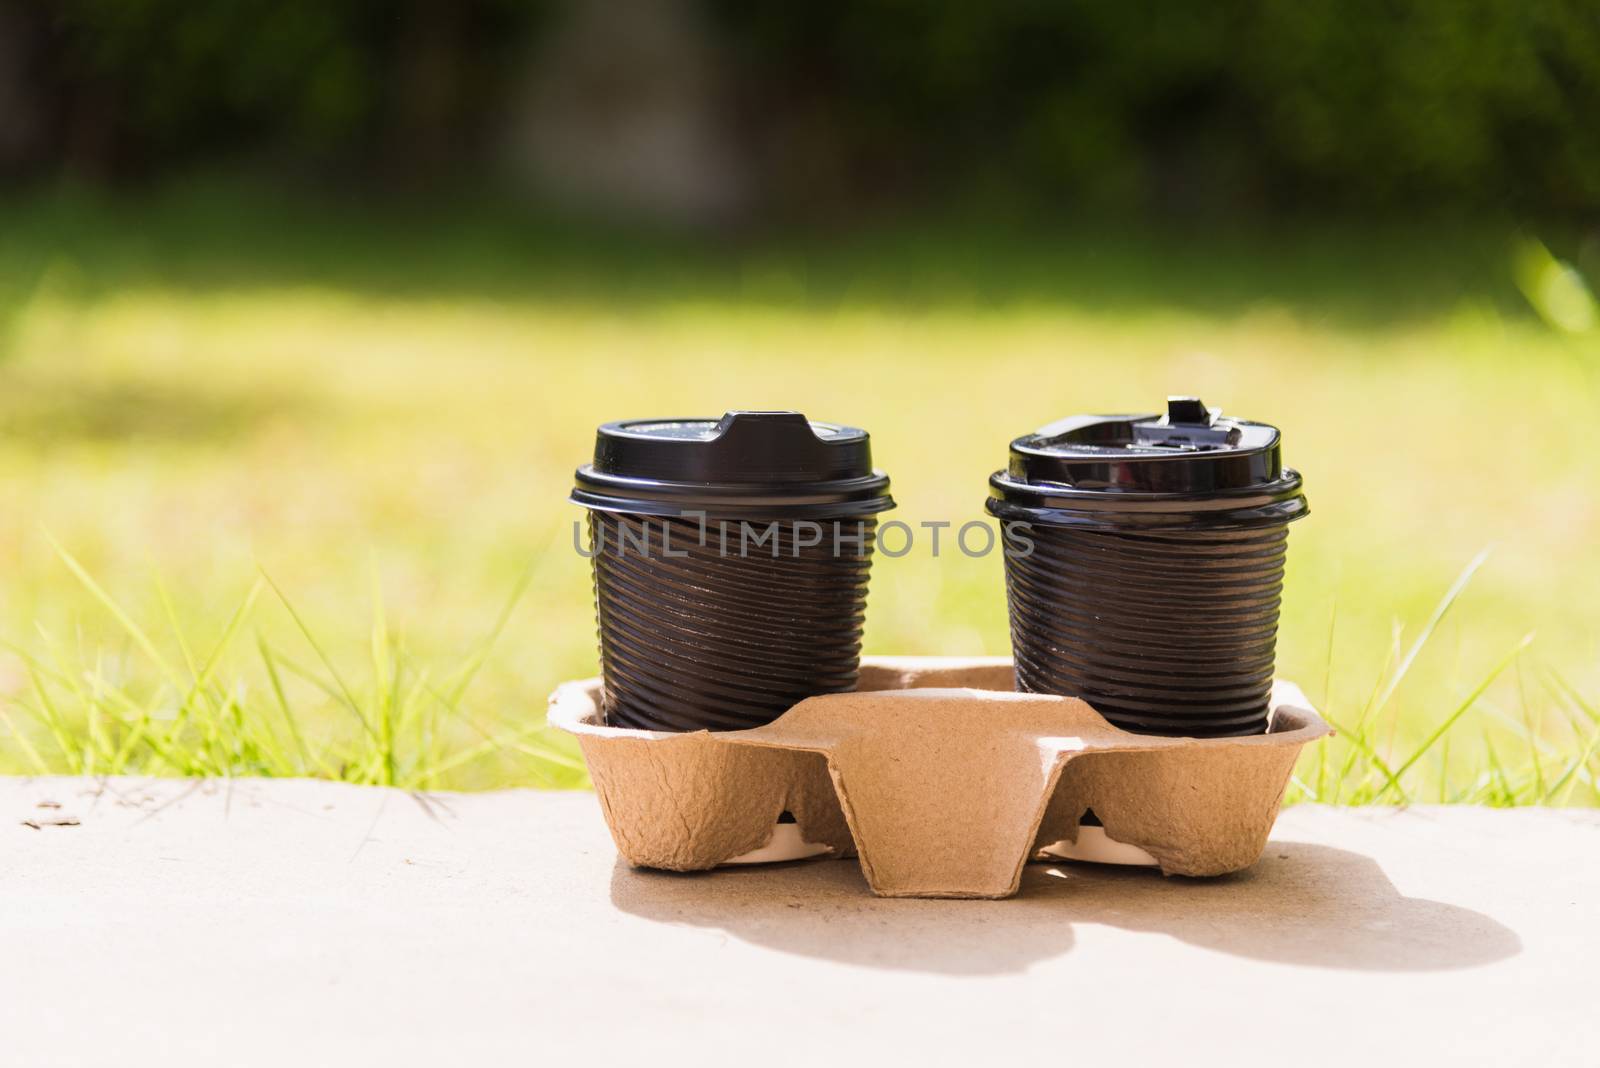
609,841 -> 1521,977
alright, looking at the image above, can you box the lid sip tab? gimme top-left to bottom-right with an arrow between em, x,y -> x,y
988,395 -> 1307,525
572,410 -> 894,519
1163,395 -> 1213,426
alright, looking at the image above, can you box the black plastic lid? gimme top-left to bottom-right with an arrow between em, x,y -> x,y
987,397 -> 1307,528
571,411 -> 894,519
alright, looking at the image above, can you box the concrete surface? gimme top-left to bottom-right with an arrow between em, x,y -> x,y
3,777 -> 1596,1067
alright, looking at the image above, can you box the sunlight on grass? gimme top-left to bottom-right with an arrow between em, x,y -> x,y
0,531 -> 1592,805
0,201 -> 1596,802
0,540 -> 584,789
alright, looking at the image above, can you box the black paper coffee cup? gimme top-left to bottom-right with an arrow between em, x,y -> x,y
986,397 -> 1308,737
571,411 -> 894,732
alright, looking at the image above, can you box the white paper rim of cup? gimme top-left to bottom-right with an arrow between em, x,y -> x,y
724,822 -> 1157,867
1040,824 -> 1160,867
722,823 -> 833,865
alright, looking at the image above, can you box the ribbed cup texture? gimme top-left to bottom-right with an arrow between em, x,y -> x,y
1002,521 -> 1289,737
588,512 -> 877,731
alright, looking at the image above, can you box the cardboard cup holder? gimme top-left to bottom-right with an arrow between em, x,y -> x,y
549,656 -> 1331,899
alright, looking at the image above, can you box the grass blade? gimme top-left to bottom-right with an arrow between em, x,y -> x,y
45,533 -> 182,689
1378,632 -> 1535,801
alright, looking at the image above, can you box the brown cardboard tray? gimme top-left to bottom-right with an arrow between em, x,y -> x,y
549,656 -> 1330,899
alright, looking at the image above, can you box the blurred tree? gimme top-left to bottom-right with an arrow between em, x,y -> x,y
4,0 -> 1597,218
503,0 -> 749,224
711,0 -> 1600,218
12,0 -> 545,183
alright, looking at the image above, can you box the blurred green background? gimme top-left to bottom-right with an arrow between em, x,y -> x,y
0,1 -> 1597,802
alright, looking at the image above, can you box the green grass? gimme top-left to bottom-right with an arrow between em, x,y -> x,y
0,184 -> 1597,803
1,538 -> 584,788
